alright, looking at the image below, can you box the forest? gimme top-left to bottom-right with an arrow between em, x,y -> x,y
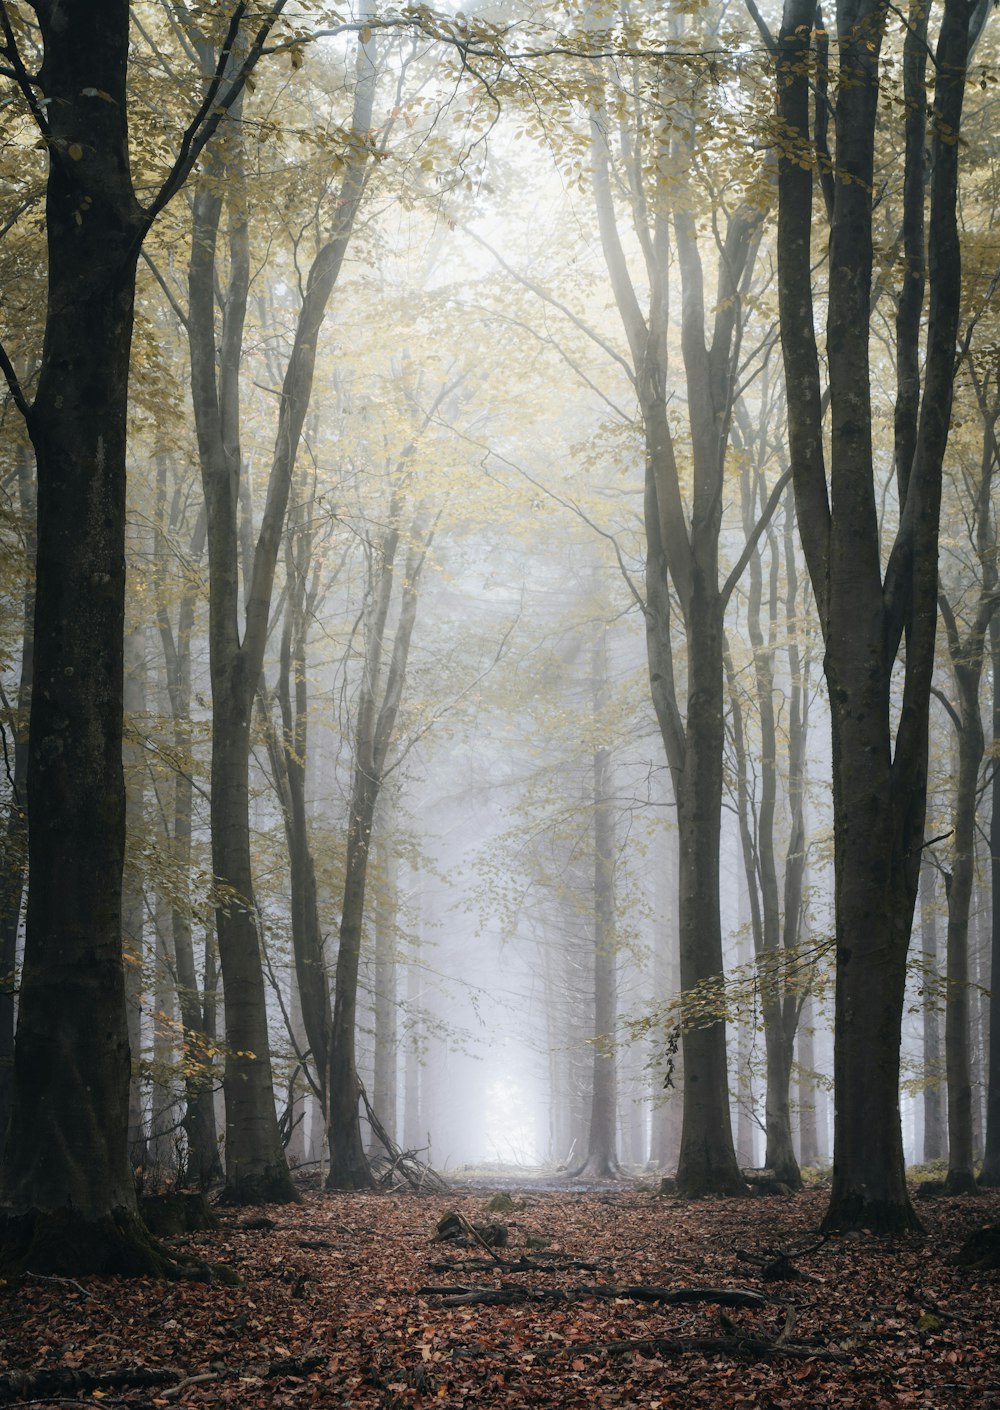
1,0 -> 1000,1402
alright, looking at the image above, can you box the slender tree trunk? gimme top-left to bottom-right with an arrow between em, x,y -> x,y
796,993 -> 819,1167
327,773 -> 379,1189
674,595 -> 744,1194
982,683 -> 1000,1179
149,897 -> 179,1176
575,621 -> 619,1179
920,862 -> 946,1161
943,694 -> 982,1192
123,628 -> 147,1167
403,929 -> 423,1153
0,444 -> 35,1163
369,832 -> 398,1154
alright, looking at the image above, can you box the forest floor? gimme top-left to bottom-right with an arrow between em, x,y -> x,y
2,1180 -> 999,1409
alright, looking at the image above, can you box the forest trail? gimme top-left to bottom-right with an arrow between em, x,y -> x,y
2,1187 -> 997,1408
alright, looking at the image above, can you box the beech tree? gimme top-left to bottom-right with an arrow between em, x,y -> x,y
0,0 -> 287,1274
586,2 -> 788,1195
774,0 -> 984,1230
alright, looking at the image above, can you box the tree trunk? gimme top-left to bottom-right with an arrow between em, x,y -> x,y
776,0 -> 974,1232
919,862 -> 945,1161
982,613 -> 1000,1181
403,928 -> 423,1154
674,595 -> 744,1195
796,993 -> 819,1167
327,771 -> 379,1189
575,621 -> 619,1179
941,654 -> 984,1192
0,1 -> 166,1274
369,831 -> 399,1155
122,628 -> 147,1168
0,443 -> 35,1164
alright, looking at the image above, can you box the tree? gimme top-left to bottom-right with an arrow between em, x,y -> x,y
0,0 -> 287,1274
183,20 -> 379,1203
0,440 -> 33,1164
936,427 -> 997,1193
586,2 -> 787,1195
574,614 -> 621,1179
327,489 -> 438,1188
774,0 -> 983,1230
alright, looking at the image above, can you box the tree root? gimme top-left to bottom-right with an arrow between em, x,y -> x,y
0,1206 -> 238,1283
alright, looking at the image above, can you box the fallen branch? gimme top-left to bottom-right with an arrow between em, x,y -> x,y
431,1211 -> 508,1265
735,1236 -> 828,1283
361,1084 -> 449,1194
0,1366 -> 179,1402
539,1334 -> 848,1364
417,1283 -> 767,1310
428,1254 -> 608,1274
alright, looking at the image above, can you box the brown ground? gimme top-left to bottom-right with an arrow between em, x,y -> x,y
2,1183 -> 998,1408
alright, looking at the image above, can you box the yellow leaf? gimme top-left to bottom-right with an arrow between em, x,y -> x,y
68,143 -> 83,160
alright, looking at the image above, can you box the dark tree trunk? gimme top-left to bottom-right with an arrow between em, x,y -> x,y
776,0 -> 975,1232
0,1 -> 163,1273
0,443 -> 34,1164
0,0 -> 285,1270
327,772 -> 380,1190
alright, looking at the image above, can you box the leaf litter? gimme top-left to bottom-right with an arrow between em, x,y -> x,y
1,1185 -> 998,1408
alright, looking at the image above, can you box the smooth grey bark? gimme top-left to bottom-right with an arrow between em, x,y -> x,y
403,927 -> 424,1154
649,780 -> 681,1171
726,462 -> 806,1190
187,26 -> 376,1203
148,897 -> 180,1175
938,585 -> 992,1192
796,992 -> 820,1167
983,607 -> 1000,1183
122,628 -> 147,1166
258,476 -> 333,1165
775,0 -> 977,1231
933,262 -> 999,1194
574,620 -> 620,1179
369,829 -> 399,1155
154,464 -> 221,1187
587,24 -> 784,1195
327,507 -> 433,1189
920,862 -> 946,1163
